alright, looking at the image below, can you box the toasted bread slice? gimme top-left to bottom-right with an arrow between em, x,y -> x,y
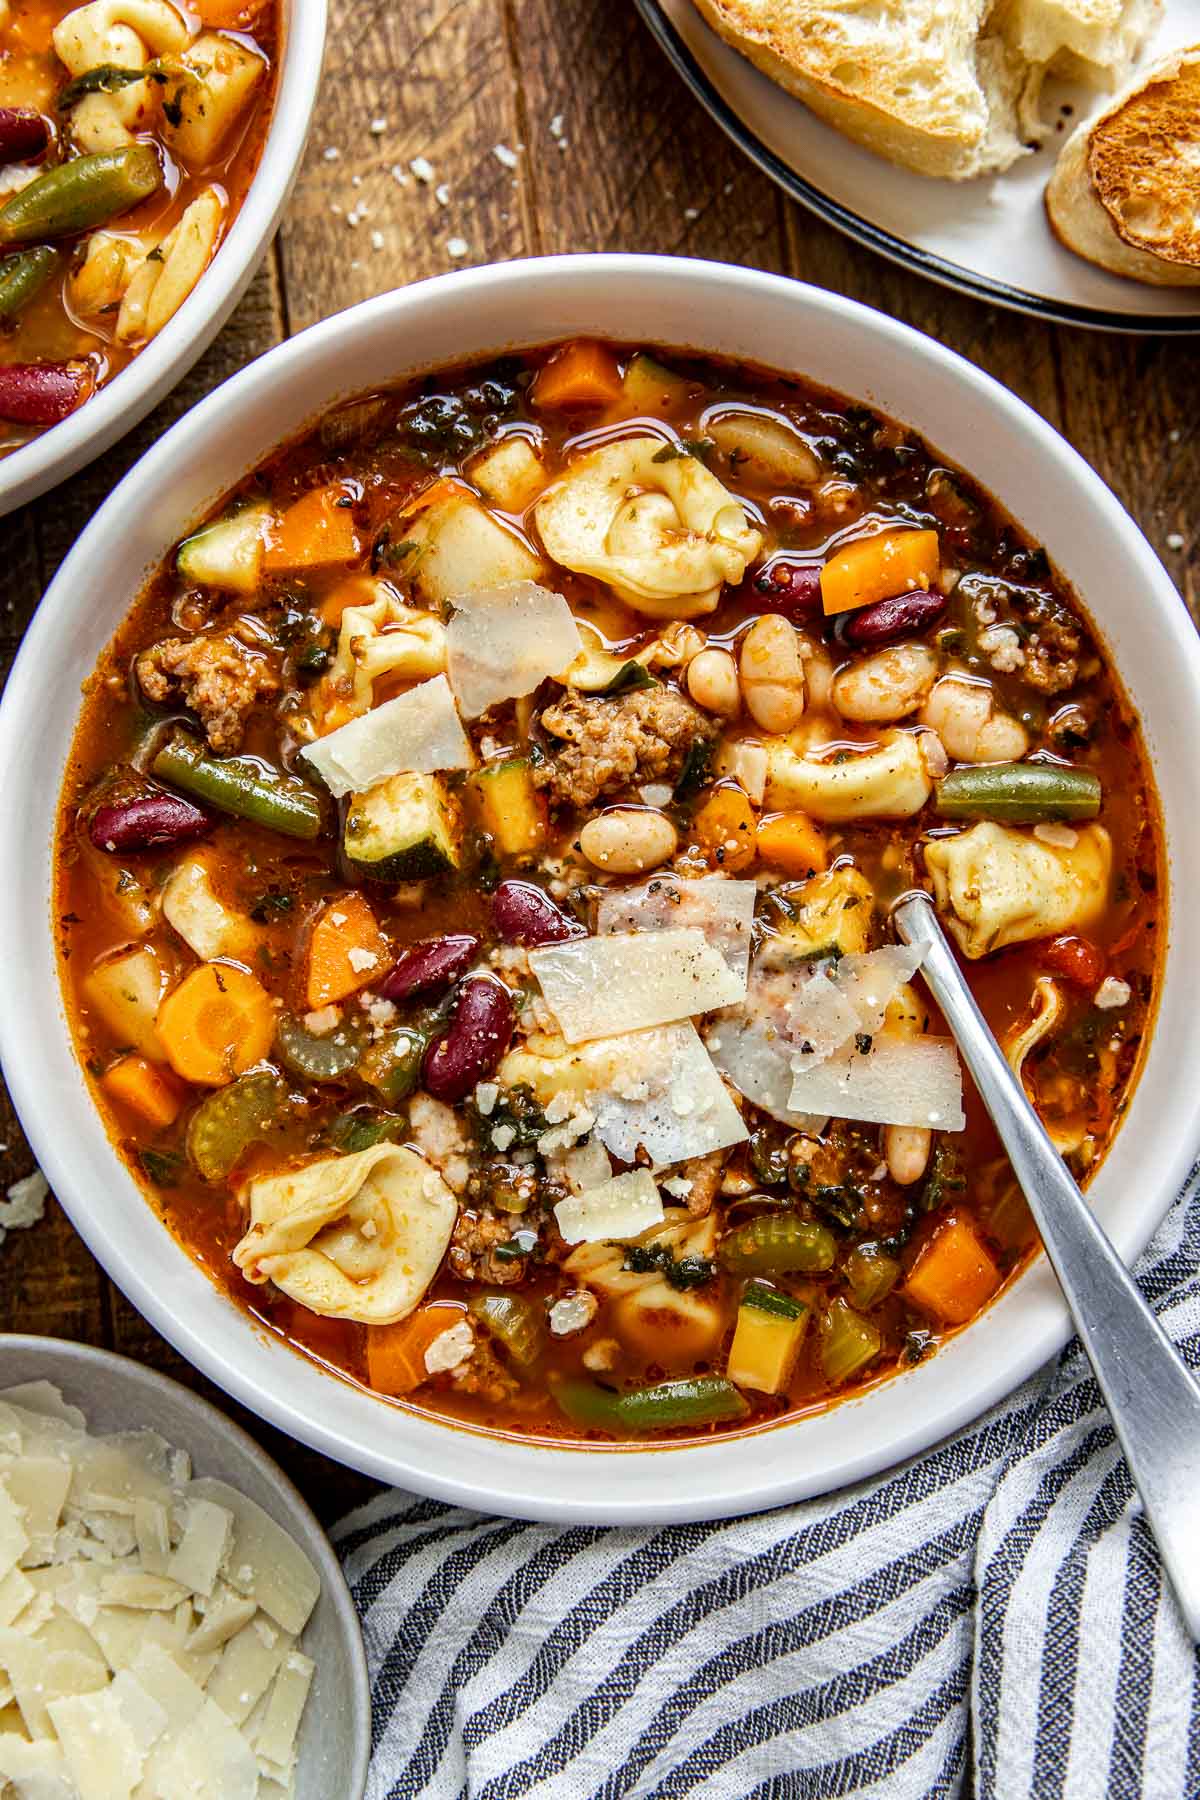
1046,45 -> 1200,285
687,0 -> 1029,180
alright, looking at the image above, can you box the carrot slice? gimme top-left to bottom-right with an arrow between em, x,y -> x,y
101,1054 -> 186,1128
531,341 -> 623,412
691,785 -> 758,872
156,963 -> 276,1087
264,483 -> 361,573
367,1303 -> 465,1397
904,1213 -> 1002,1326
306,892 -> 392,1009
756,810 -> 828,878
820,528 -> 941,616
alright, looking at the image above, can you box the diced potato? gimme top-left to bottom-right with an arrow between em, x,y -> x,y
161,858 -> 259,963
83,947 -> 172,1062
468,436 -> 546,513
395,490 -> 544,605
162,31 -> 267,165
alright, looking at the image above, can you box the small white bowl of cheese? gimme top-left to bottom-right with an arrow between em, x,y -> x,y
0,1337 -> 369,1800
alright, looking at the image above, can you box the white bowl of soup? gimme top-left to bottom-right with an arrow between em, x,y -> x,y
0,0 -> 325,517
2,255 -> 1198,1523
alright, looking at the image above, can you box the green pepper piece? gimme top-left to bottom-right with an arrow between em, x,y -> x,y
275,1012 -> 364,1083
934,763 -> 1101,823
819,1297 -> 882,1385
0,146 -> 162,245
553,1375 -> 750,1435
356,1026 -> 427,1105
0,246 -> 61,321
718,1212 -> 837,1277
468,1292 -> 545,1372
186,1069 -> 287,1183
152,731 -> 323,841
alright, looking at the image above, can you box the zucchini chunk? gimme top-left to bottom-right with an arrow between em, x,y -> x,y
176,501 -> 273,595
343,772 -> 461,882
468,758 -> 546,857
726,1281 -> 808,1394
621,352 -> 693,414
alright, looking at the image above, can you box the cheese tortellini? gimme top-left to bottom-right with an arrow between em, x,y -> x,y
925,821 -> 1111,959
565,1210 -> 723,1363
232,1144 -> 456,1325
53,0 -> 191,150
765,729 -> 936,821
321,586 -> 447,719
534,436 -> 763,619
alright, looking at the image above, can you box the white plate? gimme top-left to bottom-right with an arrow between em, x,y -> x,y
637,0 -> 1200,331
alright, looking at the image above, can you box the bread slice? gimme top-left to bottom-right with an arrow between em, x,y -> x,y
687,0 -> 1029,180
1045,45 -> 1200,285
686,0 -> 1157,181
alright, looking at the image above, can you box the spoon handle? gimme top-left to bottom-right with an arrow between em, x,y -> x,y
893,890 -> 1200,1641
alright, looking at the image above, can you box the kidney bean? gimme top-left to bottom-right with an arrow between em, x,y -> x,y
0,362 -> 85,427
843,587 -> 947,647
1040,934 -> 1107,991
0,109 -> 50,164
89,792 -> 213,853
423,976 -> 514,1103
378,933 -> 480,1003
492,879 -> 586,946
752,559 -> 823,615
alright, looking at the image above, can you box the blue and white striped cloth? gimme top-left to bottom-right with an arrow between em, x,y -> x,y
336,1174 -> 1200,1800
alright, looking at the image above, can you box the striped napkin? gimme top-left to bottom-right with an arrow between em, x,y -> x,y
336,1172 -> 1200,1800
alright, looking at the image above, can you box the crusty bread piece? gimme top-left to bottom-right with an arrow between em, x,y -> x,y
687,0 -> 1028,180
687,0 -> 1156,181
1045,45 -> 1200,285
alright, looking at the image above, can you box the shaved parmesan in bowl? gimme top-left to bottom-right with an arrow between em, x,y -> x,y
445,581 -> 582,718
554,1169 -> 665,1245
706,1012 -> 827,1132
302,673 -> 472,799
529,928 -> 745,1044
787,1033 -> 966,1130
0,1381 -> 322,1799
596,877 -> 757,982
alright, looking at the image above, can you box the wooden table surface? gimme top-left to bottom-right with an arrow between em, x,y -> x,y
0,0 -> 1196,1527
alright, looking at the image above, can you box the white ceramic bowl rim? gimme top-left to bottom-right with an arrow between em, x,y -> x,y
0,0 -> 327,516
3,254 -> 1199,1525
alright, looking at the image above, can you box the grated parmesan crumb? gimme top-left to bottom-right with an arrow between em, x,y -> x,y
410,155 -> 435,183
1094,976 -> 1131,1011
347,948 -> 378,973
490,1124 -> 516,1153
1166,532 -> 1185,551
493,143 -> 518,169
322,146 -> 339,161
474,1082 -> 499,1117
549,1291 -> 598,1337
0,1170 -> 47,1242
424,1320 -> 474,1374
369,117 -> 388,134
434,182 -> 451,206
446,237 -> 469,259
302,1005 -> 342,1035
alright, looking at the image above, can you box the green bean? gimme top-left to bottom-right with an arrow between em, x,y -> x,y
468,1292 -> 545,1372
0,246 -> 61,321
718,1213 -> 837,1277
357,1026 -> 427,1105
0,146 -> 162,244
276,1013 -> 364,1083
152,731 -> 323,841
187,1069 -> 287,1183
552,1375 -> 749,1435
843,1244 -> 901,1311
934,763 -> 1101,823
819,1297 -> 881,1385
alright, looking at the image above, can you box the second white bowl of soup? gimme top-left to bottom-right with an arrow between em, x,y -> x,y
1,255 -> 1197,1522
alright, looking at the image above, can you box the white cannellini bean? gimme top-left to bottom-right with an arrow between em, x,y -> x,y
885,1124 -> 932,1186
919,674 -> 1029,764
578,807 -> 678,874
687,647 -> 741,717
739,615 -> 805,733
831,644 -> 938,723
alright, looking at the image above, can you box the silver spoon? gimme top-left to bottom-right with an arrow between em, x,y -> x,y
892,889 -> 1200,1641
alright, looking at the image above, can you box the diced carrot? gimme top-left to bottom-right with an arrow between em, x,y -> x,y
367,1303 -> 465,1397
156,963 -> 276,1087
904,1213 -> 1002,1326
756,810 -> 828,878
820,528 -> 941,616
691,785 -> 758,872
101,1054 -> 186,1128
531,341 -> 624,412
263,483 -> 361,573
305,892 -> 393,1010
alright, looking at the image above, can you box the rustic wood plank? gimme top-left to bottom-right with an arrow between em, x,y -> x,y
277,0 -> 533,327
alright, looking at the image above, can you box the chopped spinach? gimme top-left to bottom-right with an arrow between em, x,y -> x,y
138,1147 -> 183,1187
621,1242 -> 716,1291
